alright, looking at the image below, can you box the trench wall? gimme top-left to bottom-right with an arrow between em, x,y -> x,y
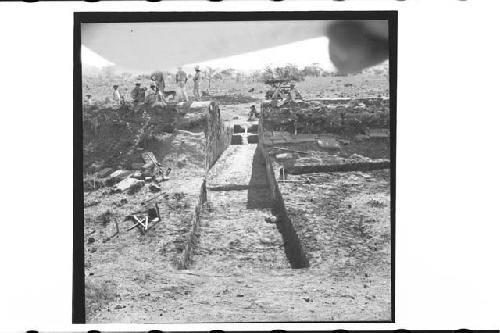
205,101 -> 233,171
175,101 -> 233,269
258,116 -> 310,269
261,97 -> 390,134
174,179 -> 207,269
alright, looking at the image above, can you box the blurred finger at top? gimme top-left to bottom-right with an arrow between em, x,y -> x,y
327,20 -> 389,74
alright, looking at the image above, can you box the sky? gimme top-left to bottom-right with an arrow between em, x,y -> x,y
82,46 -> 114,68
81,21 -> 329,73
82,36 -> 335,73
186,36 -> 334,72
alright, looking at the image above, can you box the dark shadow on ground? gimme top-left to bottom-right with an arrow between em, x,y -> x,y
247,146 -> 273,209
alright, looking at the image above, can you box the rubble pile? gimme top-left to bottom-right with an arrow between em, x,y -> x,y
262,97 -> 389,134
83,104 -> 207,173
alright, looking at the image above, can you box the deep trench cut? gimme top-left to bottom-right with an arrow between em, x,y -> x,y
200,142 -> 310,270
248,146 -> 310,269
252,146 -> 309,269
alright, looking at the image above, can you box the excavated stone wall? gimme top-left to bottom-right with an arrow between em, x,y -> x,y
175,101 -> 233,270
261,97 -> 389,135
205,101 -> 234,170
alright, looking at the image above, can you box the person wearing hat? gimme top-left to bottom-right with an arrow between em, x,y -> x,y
287,82 -> 303,102
151,71 -> 166,102
248,104 -> 258,120
112,85 -> 121,105
193,65 -> 201,101
175,66 -> 188,102
145,84 -> 158,105
130,83 -> 143,103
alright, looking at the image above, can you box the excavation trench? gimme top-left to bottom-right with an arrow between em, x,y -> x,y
255,146 -> 310,269
193,139 -> 309,271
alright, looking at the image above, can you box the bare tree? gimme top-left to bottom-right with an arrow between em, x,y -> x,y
206,67 -> 217,94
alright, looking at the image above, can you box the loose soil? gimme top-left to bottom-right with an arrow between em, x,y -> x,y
83,73 -> 392,323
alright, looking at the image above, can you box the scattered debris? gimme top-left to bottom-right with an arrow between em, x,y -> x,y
157,239 -> 168,256
141,192 -> 169,206
115,177 -> 145,193
264,215 -> 278,224
228,239 -> 241,248
103,220 -> 121,243
338,138 -> 350,145
97,210 -> 113,226
95,167 -> 114,178
367,199 -> 386,208
149,183 -> 161,193
109,169 -> 133,179
124,203 -> 161,235
130,162 -> 144,170
316,138 -> 340,150
272,146 -> 309,155
366,127 -> 390,138
130,171 -> 143,179
84,178 -> 104,191
354,134 -> 370,141
154,174 -> 170,183
105,170 -> 133,187
127,179 -> 145,194
275,152 -> 294,160
141,151 -> 171,178
84,200 -> 100,208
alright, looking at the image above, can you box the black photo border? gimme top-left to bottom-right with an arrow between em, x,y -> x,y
73,10 -> 397,324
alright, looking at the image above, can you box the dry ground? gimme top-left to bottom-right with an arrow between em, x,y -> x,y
83,73 -> 392,323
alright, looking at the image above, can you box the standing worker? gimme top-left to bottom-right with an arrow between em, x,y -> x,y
175,66 -> 188,102
286,82 -> 303,102
112,85 -> 121,105
193,65 -> 201,101
145,85 -> 158,105
151,71 -> 166,102
130,83 -> 142,103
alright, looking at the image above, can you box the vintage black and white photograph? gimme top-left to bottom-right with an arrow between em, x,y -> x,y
76,12 -> 396,323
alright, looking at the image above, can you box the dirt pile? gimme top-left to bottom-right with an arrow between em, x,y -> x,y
83,104 -> 207,173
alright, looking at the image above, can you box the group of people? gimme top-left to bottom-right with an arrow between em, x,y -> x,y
271,82 -> 303,102
107,66 -> 203,107
147,66 -> 202,104
103,67 -> 303,108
